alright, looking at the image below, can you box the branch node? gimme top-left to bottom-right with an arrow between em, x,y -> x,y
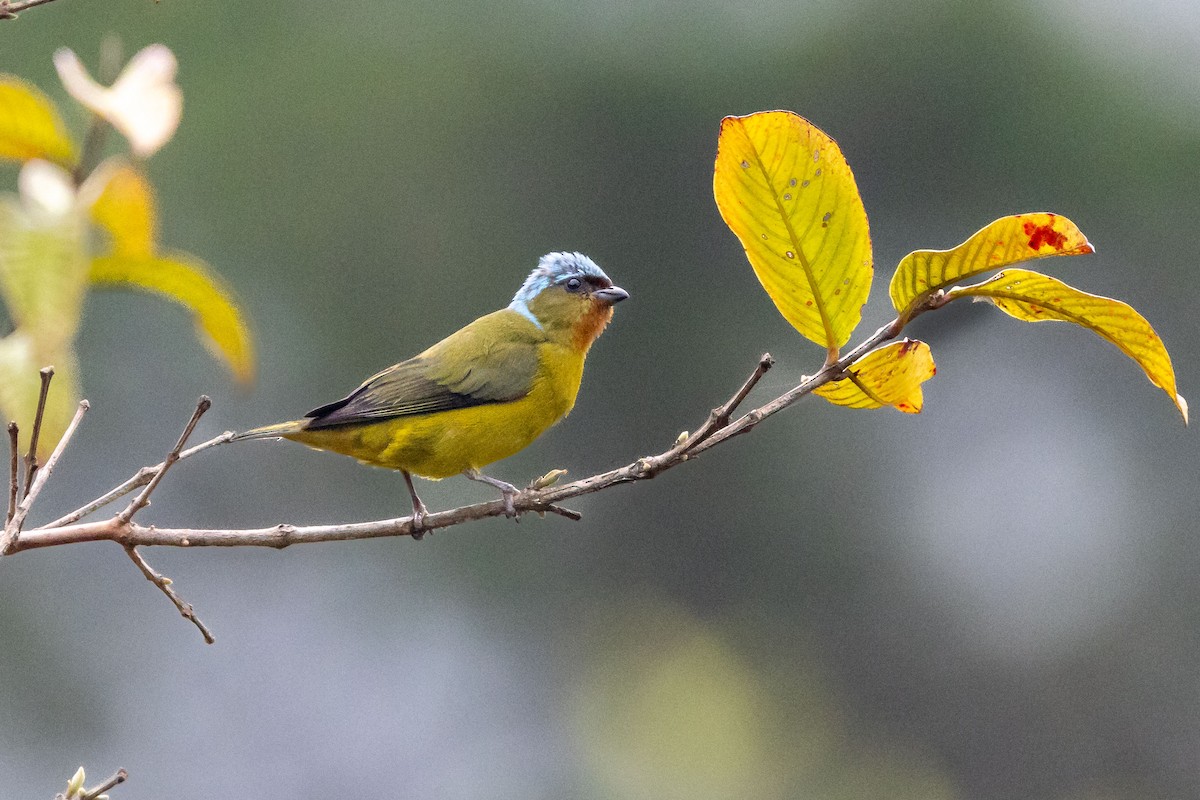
124,544 -> 215,644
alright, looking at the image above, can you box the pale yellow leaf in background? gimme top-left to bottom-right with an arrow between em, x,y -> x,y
54,45 -> 181,159
0,192 -> 90,348
90,161 -> 156,256
0,77 -> 76,165
889,212 -> 1093,318
714,111 -> 872,354
90,254 -> 255,385
947,268 -> 1186,421
814,339 -> 936,413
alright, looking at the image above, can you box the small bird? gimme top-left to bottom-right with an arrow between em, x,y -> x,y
232,252 -> 627,527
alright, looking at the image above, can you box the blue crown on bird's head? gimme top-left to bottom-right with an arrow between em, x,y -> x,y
509,252 -> 612,327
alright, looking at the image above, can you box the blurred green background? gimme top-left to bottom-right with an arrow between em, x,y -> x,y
2,0 -> 1198,797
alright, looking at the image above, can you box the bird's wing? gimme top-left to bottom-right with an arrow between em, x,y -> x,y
303,310 -> 542,429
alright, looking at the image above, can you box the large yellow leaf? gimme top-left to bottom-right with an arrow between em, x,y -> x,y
0,77 -> 76,166
714,111 -> 872,355
814,339 -> 936,413
947,268 -> 1186,421
90,254 -> 255,385
890,212 -> 1093,319
90,161 -> 156,257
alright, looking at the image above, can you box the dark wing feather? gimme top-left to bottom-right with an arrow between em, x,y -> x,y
303,310 -> 542,429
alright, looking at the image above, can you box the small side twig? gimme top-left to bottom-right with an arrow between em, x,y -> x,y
6,421 -> 17,524
2,400 -> 88,554
117,396 -> 210,525
41,431 -> 234,529
81,768 -> 128,800
124,545 -> 214,643
22,366 -> 54,499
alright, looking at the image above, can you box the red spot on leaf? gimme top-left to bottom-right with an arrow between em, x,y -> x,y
1023,219 -> 1068,251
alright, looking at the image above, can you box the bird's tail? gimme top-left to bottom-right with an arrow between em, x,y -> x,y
229,420 -> 306,442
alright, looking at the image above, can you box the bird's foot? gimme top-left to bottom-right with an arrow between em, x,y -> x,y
464,469 -> 520,521
410,500 -> 430,540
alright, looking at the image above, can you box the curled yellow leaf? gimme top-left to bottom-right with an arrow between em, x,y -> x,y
0,77 -> 76,165
890,212 -> 1093,319
814,339 -> 936,413
89,254 -> 255,385
947,268 -> 1186,422
90,161 -> 156,257
714,111 -> 872,355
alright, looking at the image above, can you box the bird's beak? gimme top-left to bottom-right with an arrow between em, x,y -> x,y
594,286 -> 629,305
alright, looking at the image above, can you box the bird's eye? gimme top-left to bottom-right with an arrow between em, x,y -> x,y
565,277 -> 582,292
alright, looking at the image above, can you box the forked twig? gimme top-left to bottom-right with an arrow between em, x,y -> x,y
124,545 -> 215,644
2,400 -> 88,554
118,396 -> 210,525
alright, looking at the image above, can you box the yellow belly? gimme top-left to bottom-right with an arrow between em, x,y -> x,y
286,345 -> 584,478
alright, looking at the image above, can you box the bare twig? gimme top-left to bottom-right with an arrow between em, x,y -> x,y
81,768 -> 128,800
7,313 -> 909,554
5,300 -> 942,645
22,366 -> 54,499
124,545 -> 214,643
6,421 -> 17,524
117,396 -> 210,525
2,400 -> 88,553
40,431 -> 235,529
0,0 -> 61,18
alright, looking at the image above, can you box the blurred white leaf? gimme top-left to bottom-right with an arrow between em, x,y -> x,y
54,44 -> 182,158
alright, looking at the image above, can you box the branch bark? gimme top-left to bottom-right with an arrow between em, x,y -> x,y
2,305 -> 929,639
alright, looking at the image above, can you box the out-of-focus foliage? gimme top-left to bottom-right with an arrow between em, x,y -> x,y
814,338 -> 936,413
0,47 -> 252,455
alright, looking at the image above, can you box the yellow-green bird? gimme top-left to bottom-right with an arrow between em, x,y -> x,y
232,252 -> 627,525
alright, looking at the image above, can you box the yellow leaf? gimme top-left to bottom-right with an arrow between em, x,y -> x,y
90,254 -> 255,385
0,77 -> 76,166
713,111 -> 872,355
0,194 -> 90,349
814,339 -> 936,413
890,212 -> 1093,319
0,332 -> 82,459
947,268 -> 1186,421
90,162 -> 156,256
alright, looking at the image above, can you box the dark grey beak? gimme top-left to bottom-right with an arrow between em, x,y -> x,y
594,286 -> 629,305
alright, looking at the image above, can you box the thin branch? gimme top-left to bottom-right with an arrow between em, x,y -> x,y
7,313 -> 911,554
124,545 -> 215,643
39,431 -> 234,529
6,421 -> 17,524
0,0 -> 61,18
2,400 -> 88,554
22,366 -> 54,499
117,396 -> 210,525
81,768 -> 128,800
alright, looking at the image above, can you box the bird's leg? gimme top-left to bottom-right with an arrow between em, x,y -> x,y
463,468 -> 519,519
403,470 -> 430,539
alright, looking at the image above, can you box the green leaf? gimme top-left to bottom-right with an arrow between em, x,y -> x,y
713,111 -> 872,356
0,195 -> 90,349
814,339 -> 936,413
889,212 -> 1093,319
89,254 -> 255,385
0,77 -> 76,165
947,268 -> 1186,422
